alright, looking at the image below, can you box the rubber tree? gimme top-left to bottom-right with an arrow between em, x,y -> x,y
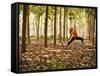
26,5 -> 30,44
44,6 -> 49,47
21,5 -> 28,53
85,8 -> 96,44
54,6 -> 57,45
30,5 -> 45,41
48,6 -> 55,40
59,7 -> 62,43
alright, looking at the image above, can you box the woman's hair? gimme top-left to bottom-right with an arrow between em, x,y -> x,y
69,27 -> 73,34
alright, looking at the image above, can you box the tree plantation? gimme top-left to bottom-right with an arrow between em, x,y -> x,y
19,4 -> 97,72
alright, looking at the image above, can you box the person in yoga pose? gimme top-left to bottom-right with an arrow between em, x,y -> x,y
67,23 -> 83,46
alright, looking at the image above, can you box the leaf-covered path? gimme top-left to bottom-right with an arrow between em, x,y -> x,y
19,40 -> 96,72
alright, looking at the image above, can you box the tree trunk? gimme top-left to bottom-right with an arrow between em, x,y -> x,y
21,5 -> 27,53
90,15 -> 93,43
65,9 -> 68,41
37,16 -> 40,41
26,5 -> 30,44
51,16 -> 54,40
40,17 -> 42,37
54,7 -> 57,45
87,14 -> 91,42
44,6 -> 48,47
93,9 -> 96,45
63,8 -> 66,42
92,17 -> 95,45
51,20 -> 53,37
59,8 -> 61,43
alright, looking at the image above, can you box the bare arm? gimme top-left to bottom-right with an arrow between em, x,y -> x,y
73,24 -> 76,31
73,20 -> 76,31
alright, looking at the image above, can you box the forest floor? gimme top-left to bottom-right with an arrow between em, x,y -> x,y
19,39 -> 96,72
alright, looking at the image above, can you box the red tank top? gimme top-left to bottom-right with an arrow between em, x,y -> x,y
71,30 -> 78,38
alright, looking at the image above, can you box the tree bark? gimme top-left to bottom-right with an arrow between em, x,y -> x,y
92,16 -> 96,45
65,9 -> 68,41
92,18 -> 94,45
93,9 -> 96,45
59,8 -> 61,43
54,7 -> 57,45
37,16 -> 40,41
63,8 -> 66,42
44,6 -> 48,47
87,14 -> 91,42
26,5 -> 30,44
51,19 -> 53,37
21,5 -> 27,53
40,17 -> 42,37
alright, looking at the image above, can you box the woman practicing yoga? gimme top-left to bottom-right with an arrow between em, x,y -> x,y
67,22 -> 83,46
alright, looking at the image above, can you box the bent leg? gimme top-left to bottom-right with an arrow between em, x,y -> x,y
76,37 -> 83,44
67,37 -> 75,45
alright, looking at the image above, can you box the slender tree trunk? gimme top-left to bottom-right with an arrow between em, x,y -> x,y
87,14 -> 91,42
40,17 -> 42,37
50,17 -> 53,37
66,9 -> 68,41
90,15 -> 93,43
92,17 -> 95,45
50,19 -> 52,36
21,5 -> 27,53
51,19 -> 53,37
63,8 -> 66,42
44,6 -> 48,47
54,7 -> 57,45
92,9 -> 96,45
51,20 -> 52,37
37,16 -> 40,41
59,8 -> 61,43
26,5 -> 30,44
